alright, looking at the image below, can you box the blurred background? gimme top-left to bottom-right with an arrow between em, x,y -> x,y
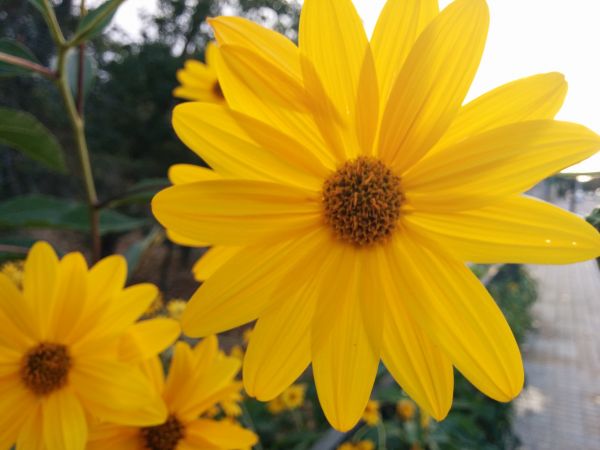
0,1 -> 599,449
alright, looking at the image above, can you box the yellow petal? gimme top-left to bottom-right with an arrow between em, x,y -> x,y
405,121 -> 600,211
435,72 -> 568,150
219,44 -> 312,113
87,255 -> 126,305
166,229 -> 207,248
152,180 -> 321,246
371,0 -> 439,106
48,252 -> 88,343
168,164 -> 222,185
299,0 -> 377,156
312,245 -> 380,432
0,274 -> 35,349
172,102 -> 326,188
0,378 -> 37,449
23,241 -> 59,337
185,419 -> 258,448
87,424 -> 140,450
379,244 -> 454,420
0,347 -> 20,378
378,0 -> 488,171
389,230 -> 524,402
139,356 -> 165,394
405,195 -> 600,264
119,318 -> 180,363
17,404 -> 44,450
182,231 -> 322,337
243,230 -> 331,400
192,246 -> 241,281
210,17 -> 334,166
42,389 -> 87,450
72,358 -> 167,426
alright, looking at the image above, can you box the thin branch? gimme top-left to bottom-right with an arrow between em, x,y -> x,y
0,52 -> 57,79
76,0 -> 87,114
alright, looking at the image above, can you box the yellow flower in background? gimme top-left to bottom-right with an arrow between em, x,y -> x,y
362,400 -> 381,426
230,344 -> 245,362
281,383 -> 306,410
88,337 -> 257,450
356,441 -> 375,450
153,0 -> 600,432
0,242 -> 173,449
220,388 -> 244,417
0,259 -> 24,289
397,399 -> 416,421
166,298 -> 187,321
267,396 -> 286,415
173,42 -> 225,103
337,444 -> 355,450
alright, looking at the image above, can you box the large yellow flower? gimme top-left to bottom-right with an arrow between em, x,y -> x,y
0,242 -> 178,449
173,42 -> 225,103
153,0 -> 600,431
88,337 -> 258,450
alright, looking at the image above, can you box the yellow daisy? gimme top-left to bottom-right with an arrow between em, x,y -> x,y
152,0 -> 600,431
281,383 -> 306,410
0,259 -> 24,289
88,337 -> 258,450
362,400 -> 381,426
173,42 -> 225,103
396,399 -> 416,421
0,242 -> 173,449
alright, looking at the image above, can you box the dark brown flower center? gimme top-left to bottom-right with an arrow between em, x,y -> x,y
322,156 -> 403,246
141,415 -> 185,450
213,81 -> 224,99
21,342 -> 72,396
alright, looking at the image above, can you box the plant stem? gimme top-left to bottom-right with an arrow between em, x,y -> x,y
241,402 -> 264,450
76,0 -> 87,114
376,421 -> 387,450
44,0 -> 101,261
0,52 -> 57,79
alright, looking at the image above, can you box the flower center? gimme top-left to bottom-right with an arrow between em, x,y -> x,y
322,156 -> 403,246
141,415 -> 185,450
20,342 -> 72,396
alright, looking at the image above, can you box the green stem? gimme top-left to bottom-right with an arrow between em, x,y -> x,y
351,424 -> 370,443
44,0 -> 101,261
0,52 -> 56,79
241,402 -> 264,450
376,421 -> 387,450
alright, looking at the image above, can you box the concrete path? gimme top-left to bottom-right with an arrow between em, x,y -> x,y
514,260 -> 600,450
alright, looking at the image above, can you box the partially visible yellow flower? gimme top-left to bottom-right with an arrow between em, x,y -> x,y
281,383 -> 306,410
89,337 -> 257,450
166,298 -> 187,320
0,259 -> 24,288
173,42 -> 225,103
356,441 -> 375,450
362,400 -> 381,426
267,397 -> 286,414
242,327 -> 253,345
0,242 -> 170,449
143,290 -> 164,318
230,344 -> 245,362
220,388 -> 244,417
397,399 -> 416,420
337,444 -> 355,450
154,0 -> 600,433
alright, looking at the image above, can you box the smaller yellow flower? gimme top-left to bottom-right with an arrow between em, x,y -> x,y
242,327 -> 253,345
173,42 -> 225,103
267,397 -> 286,414
420,410 -> 432,429
281,383 -> 306,410
220,388 -> 244,417
0,259 -> 24,288
337,443 -> 356,450
362,400 -> 381,426
356,440 -> 375,450
396,399 -> 416,420
166,298 -> 187,320
230,344 -> 245,361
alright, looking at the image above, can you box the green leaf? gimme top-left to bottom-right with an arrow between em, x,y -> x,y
0,38 -> 41,77
108,178 -> 169,208
65,47 -> 97,100
0,107 -> 66,173
0,195 -> 148,235
71,0 -> 125,45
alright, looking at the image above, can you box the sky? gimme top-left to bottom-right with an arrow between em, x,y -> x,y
108,0 -> 600,174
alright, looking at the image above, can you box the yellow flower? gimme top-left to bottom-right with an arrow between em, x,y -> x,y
242,327 -> 253,345
337,444 -> 356,450
173,42 -> 225,103
153,0 -> 600,432
281,384 -> 306,410
267,397 -> 286,415
0,259 -> 24,289
356,441 -> 375,450
143,290 -> 164,318
0,242 -> 175,449
166,298 -> 187,321
220,388 -> 244,417
397,399 -> 416,420
88,337 -> 257,450
362,400 -> 381,426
